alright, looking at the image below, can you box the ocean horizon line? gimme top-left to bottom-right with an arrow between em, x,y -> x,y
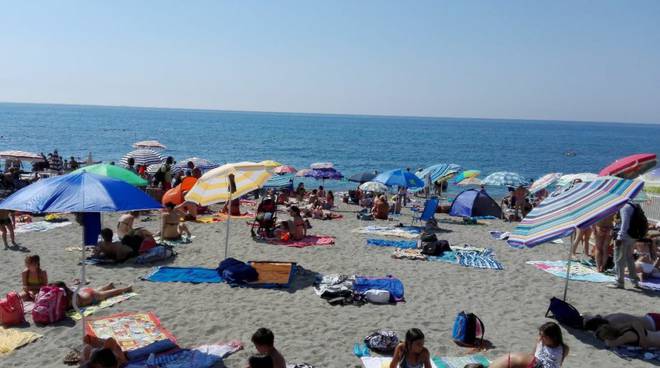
1,100 -> 658,127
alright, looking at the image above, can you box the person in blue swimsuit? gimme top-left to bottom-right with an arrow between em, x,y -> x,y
390,328 -> 432,368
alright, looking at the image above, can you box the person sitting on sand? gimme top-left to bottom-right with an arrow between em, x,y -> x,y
161,202 -> 192,240
50,281 -> 133,309
596,321 -> 660,348
0,209 -> 17,249
21,255 -> 48,301
323,190 -> 334,209
96,228 -> 134,261
635,240 -> 660,280
373,195 -> 390,220
251,328 -> 285,368
308,189 -> 319,206
80,337 -> 127,368
222,198 -> 242,216
488,322 -> 568,368
283,206 -> 306,241
513,185 -> 529,218
390,328 -> 432,368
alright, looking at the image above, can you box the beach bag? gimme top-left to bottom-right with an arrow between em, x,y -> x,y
545,297 -> 583,329
628,204 -> 648,239
364,330 -> 399,354
135,245 -> 175,264
32,286 -> 66,325
364,289 -> 391,304
452,311 -> 485,347
421,240 -> 450,256
420,232 -> 438,243
357,211 -> 374,221
0,291 -> 25,326
217,258 -> 258,284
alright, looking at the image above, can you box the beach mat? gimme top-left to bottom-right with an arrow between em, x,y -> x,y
14,220 -> 71,233
367,238 -> 417,249
394,247 -> 504,270
143,267 -> 223,283
433,354 -> 490,368
361,356 -> 438,368
247,261 -> 297,288
0,327 -> 42,357
268,235 -> 335,248
85,311 -> 178,362
354,226 -> 421,239
124,341 -> 244,368
67,292 -> 138,320
526,261 -> 615,283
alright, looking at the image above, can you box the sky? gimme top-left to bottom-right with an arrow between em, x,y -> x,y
1,1 -> 659,123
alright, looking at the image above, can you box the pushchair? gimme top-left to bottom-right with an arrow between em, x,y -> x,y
251,197 -> 278,238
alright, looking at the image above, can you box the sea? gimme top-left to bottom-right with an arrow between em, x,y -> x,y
1,102 -> 659,195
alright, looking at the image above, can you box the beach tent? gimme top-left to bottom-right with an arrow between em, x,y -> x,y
449,189 -> 502,218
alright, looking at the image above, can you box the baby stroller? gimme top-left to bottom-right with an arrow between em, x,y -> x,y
251,197 -> 278,238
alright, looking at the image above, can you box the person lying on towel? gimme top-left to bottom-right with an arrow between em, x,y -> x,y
80,337 -> 127,368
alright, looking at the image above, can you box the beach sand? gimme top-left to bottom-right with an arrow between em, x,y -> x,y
0,201 -> 656,367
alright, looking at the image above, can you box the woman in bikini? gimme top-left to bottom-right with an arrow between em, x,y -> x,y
287,206 -> 306,241
21,255 -> 48,300
117,211 -> 140,239
635,240 -> 660,280
390,328 -> 432,368
489,322 -> 569,368
594,214 -> 615,272
50,281 -> 133,309
161,202 -> 192,240
596,320 -> 660,348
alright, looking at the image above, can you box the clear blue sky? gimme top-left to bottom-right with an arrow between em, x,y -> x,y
1,1 -> 659,123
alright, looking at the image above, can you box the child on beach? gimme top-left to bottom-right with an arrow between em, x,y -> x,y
390,328 -> 432,368
21,255 -> 48,300
488,322 -> 569,368
251,328 -> 286,368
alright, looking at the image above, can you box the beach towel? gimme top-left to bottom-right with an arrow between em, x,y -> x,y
634,276 -> 660,291
0,327 -> 42,356
392,248 -> 427,261
154,235 -> 196,246
489,231 -> 510,240
394,246 -> 503,270
268,235 -> 335,248
456,250 -> 504,270
354,226 -> 421,239
438,218 -> 487,225
124,341 -> 244,368
526,261 -> 616,283
143,267 -> 223,283
14,220 -> 71,233
367,238 -> 417,249
247,262 -> 296,288
200,213 -> 256,223
361,357 -> 438,368
433,354 -> 490,368
85,312 -> 177,362
612,346 -> 660,363
66,292 -> 138,320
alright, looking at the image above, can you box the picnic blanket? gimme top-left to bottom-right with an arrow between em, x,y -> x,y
526,261 -> 616,283
612,345 -> 660,363
0,327 -> 42,356
67,292 -> 138,320
85,312 -> 177,362
354,226 -> 421,239
361,357 -> 438,368
268,235 -> 335,248
143,267 -> 223,283
433,354 -> 490,368
14,220 -> 71,233
366,238 -> 417,249
124,341 -> 244,368
154,235 -> 195,246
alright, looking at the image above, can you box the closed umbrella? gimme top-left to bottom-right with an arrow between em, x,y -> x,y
120,149 -> 164,167
556,173 -> 598,188
507,177 -> 644,300
0,172 -> 161,340
185,161 -> 274,258
453,170 -> 480,184
273,165 -> 297,175
71,163 -> 148,186
528,173 -> 562,194
348,172 -> 377,183
599,153 -> 657,179
359,181 -> 388,192
374,169 -> 425,188
133,140 -> 167,149
482,171 -> 528,187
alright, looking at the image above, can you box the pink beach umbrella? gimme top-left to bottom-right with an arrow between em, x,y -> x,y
599,153 -> 657,179
273,165 -> 297,174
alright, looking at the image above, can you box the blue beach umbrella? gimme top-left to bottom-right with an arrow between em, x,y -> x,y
374,169 -> 425,188
482,171 -> 528,187
0,172 -> 162,339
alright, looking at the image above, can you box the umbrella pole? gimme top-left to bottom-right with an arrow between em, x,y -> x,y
224,193 -> 231,259
562,238 -> 574,301
73,226 -> 86,341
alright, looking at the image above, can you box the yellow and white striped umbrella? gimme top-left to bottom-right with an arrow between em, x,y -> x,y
184,161 -> 274,205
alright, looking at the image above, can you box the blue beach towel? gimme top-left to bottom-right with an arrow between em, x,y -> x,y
428,251 -> 459,264
354,276 -> 404,301
143,267 -> 224,283
457,251 -> 504,270
367,239 -> 417,249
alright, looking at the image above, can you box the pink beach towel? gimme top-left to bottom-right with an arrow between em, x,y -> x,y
268,235 -> 335,248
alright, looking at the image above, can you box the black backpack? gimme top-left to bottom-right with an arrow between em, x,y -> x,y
421,240 -> 450,256
420,232 -> 437,243
627,203 -> 648,240
545,297 -> 583,329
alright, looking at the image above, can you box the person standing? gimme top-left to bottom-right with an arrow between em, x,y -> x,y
609,202 -> 640,289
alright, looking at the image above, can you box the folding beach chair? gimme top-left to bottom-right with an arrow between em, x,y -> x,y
411,197 -> 439,225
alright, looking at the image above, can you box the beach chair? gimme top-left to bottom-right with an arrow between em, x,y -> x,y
251,197 -> 277,238
411,197 -> 439,225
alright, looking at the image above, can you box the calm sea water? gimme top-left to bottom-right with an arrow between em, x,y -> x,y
1,103 -> 659,193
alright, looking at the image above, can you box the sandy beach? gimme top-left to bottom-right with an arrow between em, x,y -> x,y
0,200 -> 657,368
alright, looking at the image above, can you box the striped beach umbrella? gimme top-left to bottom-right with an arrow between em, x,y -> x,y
508,177 -> 644,249
599,153 -> 657,179
453,170 -> 480,184
416,163 -> 462,183
556,173 -> 598,188
173,157 -> 219,174
482,171 -> 528,187
310,162 -> 334,169
528,173 -> 562,194
120,149 -> 164,167
146,164 -> 162,174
